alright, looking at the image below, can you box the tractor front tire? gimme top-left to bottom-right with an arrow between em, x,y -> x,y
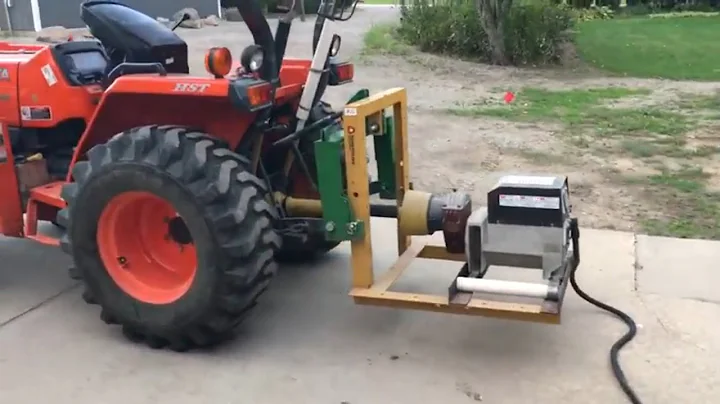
57,125 -> 281,351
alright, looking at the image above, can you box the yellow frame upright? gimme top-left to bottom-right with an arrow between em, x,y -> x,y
341,87 -> 563,324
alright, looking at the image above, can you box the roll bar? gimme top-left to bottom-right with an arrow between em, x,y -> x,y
220,0 -> 360,83
221,0 -> 278,84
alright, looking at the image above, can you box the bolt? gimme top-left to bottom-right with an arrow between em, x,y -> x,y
369,123 -> 380,133
117,256 -> 127,267
325,221 -> 336,232
346,222 -> 357,234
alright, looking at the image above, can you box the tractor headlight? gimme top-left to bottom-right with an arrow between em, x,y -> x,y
241,45 -> 264,73
329,35 -> 342,57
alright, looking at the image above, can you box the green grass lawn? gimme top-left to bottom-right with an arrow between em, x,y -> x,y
361,23 -> 410,56
447,87 -> 693,147
575,16 -> 720,81
448,87 -> 720,238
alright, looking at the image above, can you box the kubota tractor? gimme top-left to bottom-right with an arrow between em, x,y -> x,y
0,0 -> 590,358
0,0 -> 358,350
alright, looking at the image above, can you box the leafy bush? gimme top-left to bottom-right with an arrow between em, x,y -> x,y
398,0 -> 489,58
569,0 -> 593,8
503,3 -> 575,64
571,4 -> 615,21
596,0 -> 620,8
622,0 -> 720,12
397,0 -> 574,65
620,4 -> 657,15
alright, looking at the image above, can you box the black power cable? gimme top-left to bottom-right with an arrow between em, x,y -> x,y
568,219 -> 643,404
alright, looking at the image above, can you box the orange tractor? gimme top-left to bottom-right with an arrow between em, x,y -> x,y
0,0 -> 358,350
0,0 -> 587,355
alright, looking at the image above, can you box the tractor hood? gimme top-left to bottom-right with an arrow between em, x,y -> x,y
220,0 -> 278,84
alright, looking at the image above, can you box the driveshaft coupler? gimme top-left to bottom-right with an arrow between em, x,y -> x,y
398,190 -> 472,253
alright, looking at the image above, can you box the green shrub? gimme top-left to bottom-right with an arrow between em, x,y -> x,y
397,0 -> 574,65
621,0 -> 720,12
398,0 -> 489,58
503,3 -> 575,64
596,0 -> 620,9
569,0 -> 593,8
619,4 -> 656,15
571,4 -> 615,21
671,2 -> 718,12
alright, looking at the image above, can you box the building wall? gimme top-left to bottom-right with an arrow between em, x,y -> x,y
0,0 -> 36,32
1,0 -> 219,31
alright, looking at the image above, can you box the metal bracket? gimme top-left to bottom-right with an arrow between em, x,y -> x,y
314,125 -> 365,242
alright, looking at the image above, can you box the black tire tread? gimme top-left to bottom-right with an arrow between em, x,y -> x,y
58,125 -> 281,351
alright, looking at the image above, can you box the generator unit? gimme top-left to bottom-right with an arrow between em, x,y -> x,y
456,175 -> 573,302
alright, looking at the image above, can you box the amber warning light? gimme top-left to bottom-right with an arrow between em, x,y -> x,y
246,83 -> 272,107
228,79 -> 273,112
205,47 -> 232,78
329,62 -> 354,86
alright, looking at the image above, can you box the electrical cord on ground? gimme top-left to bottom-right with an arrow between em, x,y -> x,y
568,219 -> 643,404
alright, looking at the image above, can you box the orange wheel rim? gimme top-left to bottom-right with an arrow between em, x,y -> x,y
96,191 -> 197,304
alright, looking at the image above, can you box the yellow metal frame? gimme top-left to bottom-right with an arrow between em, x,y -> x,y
341,88 -> 562,324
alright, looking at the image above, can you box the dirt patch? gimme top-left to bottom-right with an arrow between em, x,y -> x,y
391,111 -> 638,231
349,46 -> 720,237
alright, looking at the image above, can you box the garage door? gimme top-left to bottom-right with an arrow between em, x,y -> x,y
37,0 -> 219,29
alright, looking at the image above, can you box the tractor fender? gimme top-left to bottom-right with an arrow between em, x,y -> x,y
67,76 -> 258,181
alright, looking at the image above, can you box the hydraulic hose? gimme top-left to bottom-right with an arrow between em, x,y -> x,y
568,219 -> 643,404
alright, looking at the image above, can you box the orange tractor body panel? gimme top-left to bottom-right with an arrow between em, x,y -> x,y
0,44 -> 98,128
0,41 -> 315,241
71,60 -> 310,164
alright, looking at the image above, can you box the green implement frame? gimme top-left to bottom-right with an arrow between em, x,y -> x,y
313,88 -> 397,242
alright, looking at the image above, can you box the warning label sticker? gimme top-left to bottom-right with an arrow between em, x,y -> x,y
499,194 -> 560,210
20,105 -> 52,121
40,64 -> 57,86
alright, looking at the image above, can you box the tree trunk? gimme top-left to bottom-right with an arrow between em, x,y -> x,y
474,0 -> 513,65
486,24 -> 509,65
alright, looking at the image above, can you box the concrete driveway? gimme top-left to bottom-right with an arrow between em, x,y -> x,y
1,218 -> 719,404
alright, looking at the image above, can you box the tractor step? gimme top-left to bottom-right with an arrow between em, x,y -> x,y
29,181 -> 66,208
25,181 -> 66,246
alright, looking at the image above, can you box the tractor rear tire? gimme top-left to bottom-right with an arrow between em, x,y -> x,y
57,125 -> 281,351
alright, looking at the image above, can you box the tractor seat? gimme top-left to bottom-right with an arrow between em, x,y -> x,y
80,0 -> 190,78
